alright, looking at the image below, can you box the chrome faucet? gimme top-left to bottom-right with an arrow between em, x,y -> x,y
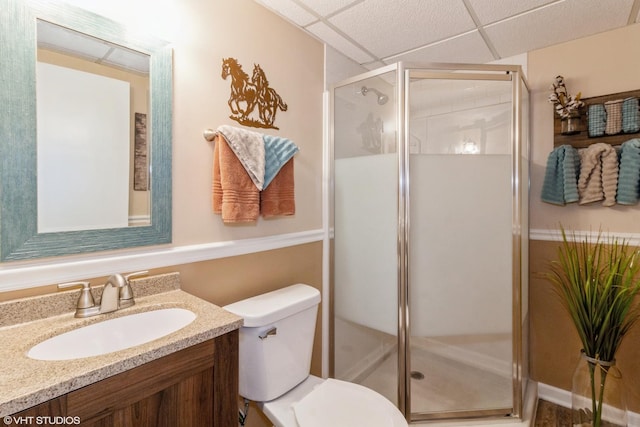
59,271 -> 148,318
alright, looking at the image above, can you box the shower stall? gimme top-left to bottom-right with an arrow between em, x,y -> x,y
329,62 -> 529,423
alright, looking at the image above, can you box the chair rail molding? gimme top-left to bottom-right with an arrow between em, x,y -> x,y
0,229 -> 323,292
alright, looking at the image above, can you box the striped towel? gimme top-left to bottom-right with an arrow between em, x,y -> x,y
616,138 -> 640,205
578,143 -> 619,206
604,100 -> 623,135
263,134 -> 299,189
588,104 -> 606,137
622,97 -> 640,133
541,145 -> 580,205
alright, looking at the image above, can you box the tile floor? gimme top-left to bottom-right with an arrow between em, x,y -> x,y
533,400 -> 571,426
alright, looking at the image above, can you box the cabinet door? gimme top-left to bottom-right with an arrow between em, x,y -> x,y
67,340 -> 216,425
77,367 -> 214,427
11,331 -> 239,427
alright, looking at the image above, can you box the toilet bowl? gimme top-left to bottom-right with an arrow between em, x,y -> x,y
261,375 -> 408,427
224,284 -> 407,427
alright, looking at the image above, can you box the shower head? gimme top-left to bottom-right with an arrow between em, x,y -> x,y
360,86 -> 389,105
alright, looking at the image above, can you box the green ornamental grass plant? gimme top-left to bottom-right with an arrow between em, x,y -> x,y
547,227 -> 640,426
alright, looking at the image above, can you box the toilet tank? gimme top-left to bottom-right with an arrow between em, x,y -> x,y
223,284 -> 321,402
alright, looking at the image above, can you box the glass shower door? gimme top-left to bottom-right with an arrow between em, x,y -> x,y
406,70 -> 516,419
331,68 -> 400,406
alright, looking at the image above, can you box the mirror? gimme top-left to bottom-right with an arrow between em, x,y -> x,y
0,0 -> 172,261
37,19 -> 151,232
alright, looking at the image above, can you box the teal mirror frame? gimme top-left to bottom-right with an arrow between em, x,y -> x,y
0,0 -> 172,261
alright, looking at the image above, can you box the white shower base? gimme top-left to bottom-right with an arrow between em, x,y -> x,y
335,318 -> 536,426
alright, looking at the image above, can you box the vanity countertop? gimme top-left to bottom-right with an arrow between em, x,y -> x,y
0,275 -> 243,416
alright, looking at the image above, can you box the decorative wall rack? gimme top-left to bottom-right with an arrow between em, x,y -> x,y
553,88 -> 640,148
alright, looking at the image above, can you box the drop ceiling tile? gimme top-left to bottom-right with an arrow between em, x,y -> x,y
466,0 -> 556,25
387,31 -> 495,64
328,0 -> 475,59
255,0 -> 318,26
485,0 -> 633,58
364,60 -> 387,70
298,0 -> 361,18
306,21 -> 375,64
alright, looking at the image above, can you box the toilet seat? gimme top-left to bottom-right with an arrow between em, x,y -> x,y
261,376 -> 407,427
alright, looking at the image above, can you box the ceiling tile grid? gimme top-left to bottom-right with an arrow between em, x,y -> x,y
306,21 -> 375,64
484,0 -> 635,59
254,0 -> 640,66
327,0 -> 476,59
386,30 -> 495,64
255,0 -> 318,26
466,0 -> 558,25
298,0 -> 361,18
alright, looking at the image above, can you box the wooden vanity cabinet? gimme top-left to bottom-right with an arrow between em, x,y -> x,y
13,331 -> 238,427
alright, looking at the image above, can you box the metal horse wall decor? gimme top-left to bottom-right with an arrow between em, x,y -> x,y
221,57 -> 288,130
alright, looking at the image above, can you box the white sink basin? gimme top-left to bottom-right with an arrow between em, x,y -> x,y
28,308 -> 196,361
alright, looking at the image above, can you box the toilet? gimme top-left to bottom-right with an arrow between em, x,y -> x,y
224,284 -> 408,427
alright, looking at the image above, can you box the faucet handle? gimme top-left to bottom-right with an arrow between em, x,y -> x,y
58,281 -> 90,290
124,270 -> 149,282
118,270 -> 148,308
58,281 -> 97,316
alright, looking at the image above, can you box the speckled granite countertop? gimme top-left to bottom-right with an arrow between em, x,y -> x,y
0,273 -> 243,416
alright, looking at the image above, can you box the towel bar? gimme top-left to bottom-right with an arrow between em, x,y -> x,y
203,128 -> 217,142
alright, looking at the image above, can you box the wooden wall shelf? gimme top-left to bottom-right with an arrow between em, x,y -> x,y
553,89 -> 640,148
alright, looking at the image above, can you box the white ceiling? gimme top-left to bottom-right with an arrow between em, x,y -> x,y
254,0 -> 640,67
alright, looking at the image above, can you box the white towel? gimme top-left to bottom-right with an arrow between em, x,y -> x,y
216,125 -> 265,190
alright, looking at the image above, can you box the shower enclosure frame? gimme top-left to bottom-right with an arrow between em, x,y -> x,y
329,61 -> 530,423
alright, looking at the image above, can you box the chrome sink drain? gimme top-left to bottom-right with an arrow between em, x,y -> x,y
410,370 -> 424,380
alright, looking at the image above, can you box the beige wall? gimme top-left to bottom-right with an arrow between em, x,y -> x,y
171,0 -> 323,246
2,2 -> 323,425
529,22 -> 640,233
528,23 -> 640,413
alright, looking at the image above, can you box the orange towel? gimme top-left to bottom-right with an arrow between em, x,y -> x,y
212,134 -> 260,222
260,157 -> 295,217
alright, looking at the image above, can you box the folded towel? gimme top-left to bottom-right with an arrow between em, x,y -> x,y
578,142 -> 619,206
604,99 -> 623,135
622,97 -> 640,133
261,157 -> 295,217
263,134 -> 299,189
217,125 -> 266,190
588,104 -> 606,137
212,139 -> 223,213
212,134 -> 260,222
616,138 -> 640,205
541,145 -> 580,205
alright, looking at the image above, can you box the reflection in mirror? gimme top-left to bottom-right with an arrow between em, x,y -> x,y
37,20 -> 151,232
0,0 -> 172,261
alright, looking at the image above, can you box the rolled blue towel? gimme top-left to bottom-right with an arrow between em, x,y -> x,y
616,138 -> 640,205
622,97 -> 640,133
588,104 -> 606,137
541,145 -> 580,205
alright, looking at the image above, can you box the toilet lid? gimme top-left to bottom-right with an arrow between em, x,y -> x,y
292,379 -> 407,427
